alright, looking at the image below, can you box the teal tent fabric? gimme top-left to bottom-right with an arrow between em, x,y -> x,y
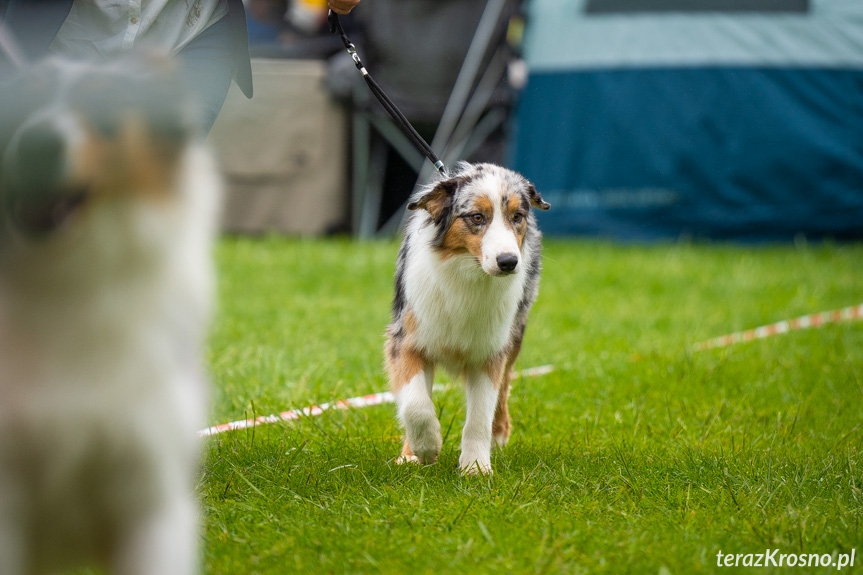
512,0 -> 863,239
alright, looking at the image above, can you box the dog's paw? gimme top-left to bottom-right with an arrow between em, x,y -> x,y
406,418 -> 442,464
396,454 -> 420,465
492,433 -> 509,450
460,439 -> 492,476
460,459 -> 493,477
411,447 -> 440,465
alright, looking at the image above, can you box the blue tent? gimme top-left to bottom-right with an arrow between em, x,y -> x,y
512,0 -> 863,240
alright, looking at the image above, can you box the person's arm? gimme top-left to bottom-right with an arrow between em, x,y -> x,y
328,0 -> 360,15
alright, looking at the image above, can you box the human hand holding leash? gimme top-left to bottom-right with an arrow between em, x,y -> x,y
328,0 -> 361,14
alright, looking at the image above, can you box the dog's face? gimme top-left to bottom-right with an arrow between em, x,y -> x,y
0,55 -> 195,245
408,163 -> 549,276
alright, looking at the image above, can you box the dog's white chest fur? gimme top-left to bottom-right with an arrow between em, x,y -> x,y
404,226 -> 528,368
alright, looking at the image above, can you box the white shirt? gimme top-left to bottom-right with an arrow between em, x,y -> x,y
50,0 -> 229,59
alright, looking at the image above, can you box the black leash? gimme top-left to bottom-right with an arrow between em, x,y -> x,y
328,11 -> 447,175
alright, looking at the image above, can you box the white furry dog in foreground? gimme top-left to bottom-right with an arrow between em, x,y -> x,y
0,57 -> 219,574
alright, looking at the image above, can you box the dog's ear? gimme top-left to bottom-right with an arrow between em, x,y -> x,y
527,183 -> 550,211
407,178 -> 458,219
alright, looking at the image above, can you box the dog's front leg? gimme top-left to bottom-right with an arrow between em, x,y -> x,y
493,340 -> 522,449
394,360 -> 441,465
113,496 -> 198,575
460,369 -> 499,476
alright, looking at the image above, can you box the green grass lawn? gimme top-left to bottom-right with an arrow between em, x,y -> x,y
202,237 -> 863,574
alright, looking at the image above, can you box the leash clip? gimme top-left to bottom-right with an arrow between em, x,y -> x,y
347,45 -> 362,68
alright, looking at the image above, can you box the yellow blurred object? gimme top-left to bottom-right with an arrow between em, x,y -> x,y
288,0 -> 328,32
506,15 -> 525,49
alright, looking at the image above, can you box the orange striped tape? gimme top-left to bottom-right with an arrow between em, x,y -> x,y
693,303 -> 863,351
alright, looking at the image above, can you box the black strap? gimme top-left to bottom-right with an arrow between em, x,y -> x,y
328,11 -> 446,175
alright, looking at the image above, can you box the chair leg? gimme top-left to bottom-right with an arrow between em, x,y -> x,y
351,104 -> 370,236
358,135 -> 388,238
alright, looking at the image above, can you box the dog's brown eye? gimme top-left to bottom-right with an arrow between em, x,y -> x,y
470,214 -> 485,225
513,213 -> 524,223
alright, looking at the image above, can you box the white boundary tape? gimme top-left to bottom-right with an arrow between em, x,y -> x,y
693,303 -> 863,351
199,365 -> 555,437
199,391 -> 394,437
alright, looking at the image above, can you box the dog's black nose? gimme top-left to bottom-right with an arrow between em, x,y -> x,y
497,253 -> 519,273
